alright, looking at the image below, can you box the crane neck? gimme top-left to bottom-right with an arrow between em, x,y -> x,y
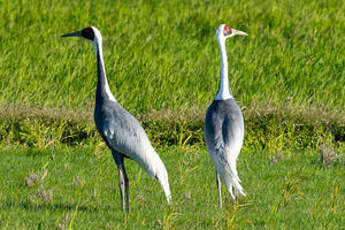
215,38 -> 233,101
93,40 -> 116,104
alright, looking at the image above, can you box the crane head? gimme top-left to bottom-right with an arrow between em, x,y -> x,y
216,24 -> 247,42
61,26 -> 102,44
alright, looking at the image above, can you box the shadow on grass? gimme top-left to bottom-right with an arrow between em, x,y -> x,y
2,199 -> 101,213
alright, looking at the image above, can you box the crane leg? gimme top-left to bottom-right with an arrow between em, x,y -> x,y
122,164 -> 129,213
117,164 -> 126,212
216,172 -> 222,208
112,151 -> 130,213
232,186 -> 238,207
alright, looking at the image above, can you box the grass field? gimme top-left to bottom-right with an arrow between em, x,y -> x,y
1,145 -> 345,229
0,0 -> 344,114
1,0 -> 345,229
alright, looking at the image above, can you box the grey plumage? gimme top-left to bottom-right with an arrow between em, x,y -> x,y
204,99 -> 245,197
62,26 -> 171,213
94,99 -> 167,179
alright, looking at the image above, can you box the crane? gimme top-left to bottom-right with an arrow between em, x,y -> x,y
61,26 -> 171,213
204,24 -> 247,208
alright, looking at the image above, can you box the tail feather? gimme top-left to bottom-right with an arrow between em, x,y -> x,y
222,164 -> 245,200
230,160 -> 245,197
227,176 -> 245,199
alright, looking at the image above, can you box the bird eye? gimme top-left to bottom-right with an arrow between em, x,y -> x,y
223,25 -> 232,36
82,27 -> 95,40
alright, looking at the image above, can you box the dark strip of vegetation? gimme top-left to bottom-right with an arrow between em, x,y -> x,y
0,107 -> 344,151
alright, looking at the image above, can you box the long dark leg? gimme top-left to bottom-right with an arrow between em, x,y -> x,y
216,171 -> 222,208
112,151 -> 130,213
122,163 -> 129,213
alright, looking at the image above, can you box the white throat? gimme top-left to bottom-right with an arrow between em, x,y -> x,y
215,38 -> 233,101
92,28 -> 116,102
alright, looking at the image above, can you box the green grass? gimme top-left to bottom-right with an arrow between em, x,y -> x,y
0,0 -> 344,115
1,145 -> 345,229
1,0 -> 345,229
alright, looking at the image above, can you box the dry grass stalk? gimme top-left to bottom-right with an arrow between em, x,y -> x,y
37,185 -> 53,202
24,170 -> 48,187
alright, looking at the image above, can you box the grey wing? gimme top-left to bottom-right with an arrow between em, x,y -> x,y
222,110 -> 244,163
100,102 -> 155,161
205,115 -> 233,170
204,100 -> 245,197
205,111 -> 245,196
205,100 -> 244,170
204,107 -> 228,169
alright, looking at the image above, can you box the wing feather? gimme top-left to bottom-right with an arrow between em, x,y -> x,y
205,99 -> 245,199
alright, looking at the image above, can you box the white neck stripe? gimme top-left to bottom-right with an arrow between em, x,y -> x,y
215,38 -> 233,100
93,33 -> 116,102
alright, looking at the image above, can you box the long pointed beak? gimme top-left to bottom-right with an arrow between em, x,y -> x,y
61,30 -> 82,38
232,28 -> 248,36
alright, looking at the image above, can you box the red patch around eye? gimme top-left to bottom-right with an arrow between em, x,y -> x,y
224,25 -> 231,34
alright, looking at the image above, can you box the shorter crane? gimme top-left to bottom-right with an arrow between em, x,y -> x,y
204,24 -> 247,208
61,26 -> 171,213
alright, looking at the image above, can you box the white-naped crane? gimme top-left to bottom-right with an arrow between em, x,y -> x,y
204,24 -> 247,208
61,26 -> 171,213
